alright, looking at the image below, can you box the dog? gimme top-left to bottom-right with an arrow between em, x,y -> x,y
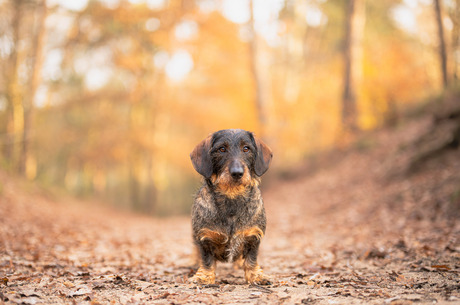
189,129 -> 273,285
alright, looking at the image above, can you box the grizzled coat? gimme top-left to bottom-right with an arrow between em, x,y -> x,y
189,129 -> 272,285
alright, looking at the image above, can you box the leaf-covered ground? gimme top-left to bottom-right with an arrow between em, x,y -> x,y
1,110 -> 460,304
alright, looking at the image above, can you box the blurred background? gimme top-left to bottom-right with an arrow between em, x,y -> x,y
0,0 -> 458,215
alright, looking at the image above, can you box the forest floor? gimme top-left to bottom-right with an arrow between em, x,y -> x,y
1,100 -> 460,304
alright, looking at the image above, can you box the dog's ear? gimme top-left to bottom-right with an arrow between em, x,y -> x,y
254,136 -> 273,176
190,135 -> 213,179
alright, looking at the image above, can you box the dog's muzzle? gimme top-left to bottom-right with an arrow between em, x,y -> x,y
229,160 -> 244,180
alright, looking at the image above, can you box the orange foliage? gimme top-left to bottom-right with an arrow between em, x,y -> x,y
0,0 -> 453,214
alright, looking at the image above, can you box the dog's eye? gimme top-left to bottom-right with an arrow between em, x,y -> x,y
219,147 -> 227,153
243,146 -> 250,153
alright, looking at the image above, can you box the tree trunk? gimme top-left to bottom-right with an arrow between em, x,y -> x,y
248,0 -> 267,137
434,0 -> 448,88
342,0 -> 365,133
144,154 -> 156,214
452,0 -> 459,82
6,0 -> 24,172
129,166 -> 141,211
21,0 -> 47,177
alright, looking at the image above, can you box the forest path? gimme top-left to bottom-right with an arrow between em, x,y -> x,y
1,114 -> 460,304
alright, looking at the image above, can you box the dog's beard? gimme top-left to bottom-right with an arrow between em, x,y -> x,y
211,166 -> 258,199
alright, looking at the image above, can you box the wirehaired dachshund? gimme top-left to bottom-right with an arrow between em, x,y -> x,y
189,129 -> 273,285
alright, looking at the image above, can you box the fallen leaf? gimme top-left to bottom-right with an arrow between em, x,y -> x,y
396,274 -> 406,282
221,285 -> 236,292
19,289 -> 41,298
153,292 -> 177,300
9,296 -> 40,305
301,297 -> 319,304
431,264 -> 450,271
133,280 -> 153,291
63,281 -> 75,288
278,291 -> 290,300
363,248 -> 387,259
67,286 -> 92,297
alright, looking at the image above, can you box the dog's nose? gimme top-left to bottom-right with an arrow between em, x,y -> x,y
229,162 -> 244,179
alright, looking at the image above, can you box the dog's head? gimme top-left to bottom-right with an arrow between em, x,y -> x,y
190,129 -> 272,197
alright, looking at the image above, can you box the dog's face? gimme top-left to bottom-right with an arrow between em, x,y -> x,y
190,129 -> 272,197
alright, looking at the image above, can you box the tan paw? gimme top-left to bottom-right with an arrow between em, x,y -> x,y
189,267 -> 216,285
244,265 -> 272,285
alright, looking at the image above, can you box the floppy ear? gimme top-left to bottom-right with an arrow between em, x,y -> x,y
254,136 -> 273,176
190,135 -> 213,179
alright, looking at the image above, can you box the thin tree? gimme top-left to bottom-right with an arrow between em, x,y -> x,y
248,0 -> 267,138
21,0 -> 47,177
342,0 -> 365,133
434,0 -> 448,88
6,0 -> 25,171
451,0 -> 459,82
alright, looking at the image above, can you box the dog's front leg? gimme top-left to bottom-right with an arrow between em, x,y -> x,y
242,229 -> 271,285
190,228 -> 227,285
191,247 -> 216,285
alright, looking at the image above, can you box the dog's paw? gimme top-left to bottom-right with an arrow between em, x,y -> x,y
189,267 -> 216,285
244,265 -> 272,285
251,276 -> 272,285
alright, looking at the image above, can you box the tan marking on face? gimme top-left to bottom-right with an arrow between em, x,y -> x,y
210,173 -> 218,184
213,165 -> 260,199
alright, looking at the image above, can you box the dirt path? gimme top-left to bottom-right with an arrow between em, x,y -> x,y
1,116 -> 460,304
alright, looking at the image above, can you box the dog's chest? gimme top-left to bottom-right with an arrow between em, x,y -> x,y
219,201 -> 262,261
215,198 -> 253,229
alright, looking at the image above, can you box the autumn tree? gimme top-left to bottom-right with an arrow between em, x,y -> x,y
4,0 -> 24,172
21,0 -> 47,177
248,0 -> 267,138
0,0 -> 47,176
0,0 -> 452,215
342,0 -> 365,132
448,0 -> 460,82
434,0 -> 448,88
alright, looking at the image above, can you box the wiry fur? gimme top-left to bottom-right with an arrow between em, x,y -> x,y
211,168 -> 259,199
189,129 -> 273,285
